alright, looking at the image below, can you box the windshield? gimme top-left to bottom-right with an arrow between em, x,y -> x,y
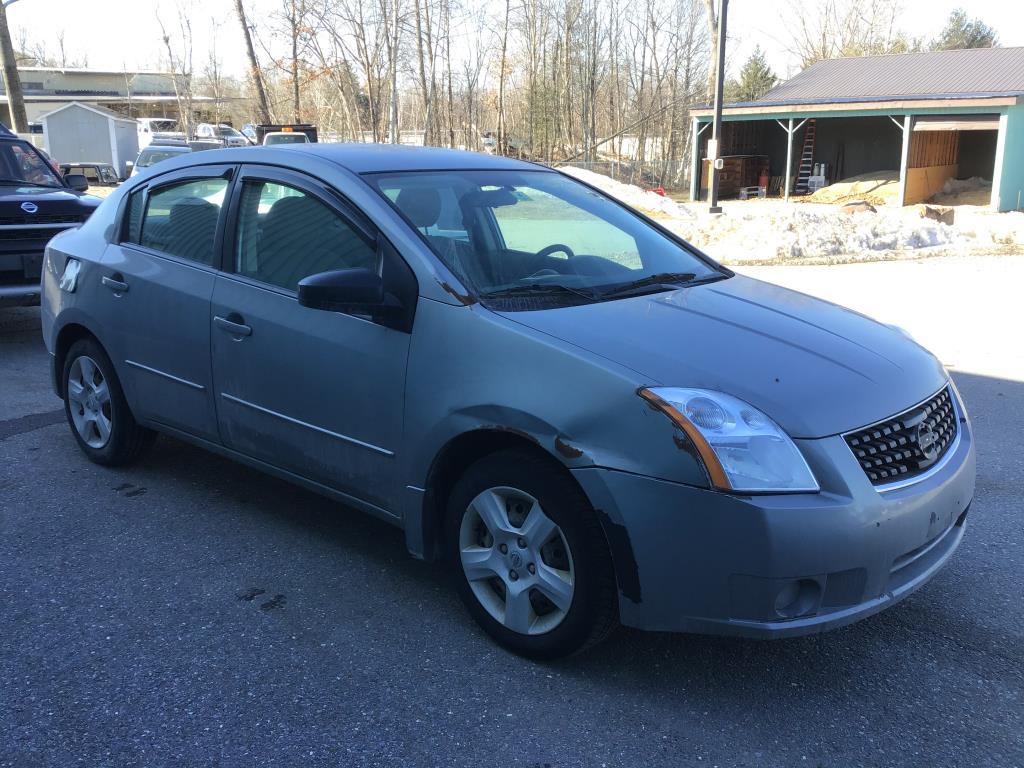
265,133 -> 308,144
137,148 -> 188,167
216,125 -> 243,138
146,120 -> 180,133
0,141 -> 63,187
369,170 -> 721,307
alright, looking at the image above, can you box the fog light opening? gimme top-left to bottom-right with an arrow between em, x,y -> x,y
774,579 -> 821,620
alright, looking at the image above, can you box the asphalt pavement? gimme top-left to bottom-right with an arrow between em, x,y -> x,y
2,256 -> 1022,767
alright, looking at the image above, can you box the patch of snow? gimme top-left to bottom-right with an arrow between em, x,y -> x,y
562,166 -> 1024,263
559,166 -> 695,219
939,176 -> 989,195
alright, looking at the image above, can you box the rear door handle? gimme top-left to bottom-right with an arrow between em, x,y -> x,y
214,315 -> 252,337
101,275 -> 129,293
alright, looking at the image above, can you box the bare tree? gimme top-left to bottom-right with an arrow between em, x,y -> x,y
786,0 -> 913,69
157,5 -> 196,137
234,0 -> 271,123
496,0 -> 511,152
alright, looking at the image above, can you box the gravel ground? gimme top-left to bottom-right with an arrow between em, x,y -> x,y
1,255 -> 1022,767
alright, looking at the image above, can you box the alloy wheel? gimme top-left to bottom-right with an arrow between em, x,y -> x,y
459,486 -> 575,636
67,355 -> 113,449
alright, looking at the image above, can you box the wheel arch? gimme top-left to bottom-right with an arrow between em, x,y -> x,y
413,427 -> 612,566
52,321 -> 105,397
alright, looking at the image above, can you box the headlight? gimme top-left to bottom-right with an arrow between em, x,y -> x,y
639,387 -> 819,493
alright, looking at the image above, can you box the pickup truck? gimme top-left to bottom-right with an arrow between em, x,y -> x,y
0,128 -> 100,308
253,123 -> 318,144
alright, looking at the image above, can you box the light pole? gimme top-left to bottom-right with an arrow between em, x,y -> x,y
707,0 -> 728,214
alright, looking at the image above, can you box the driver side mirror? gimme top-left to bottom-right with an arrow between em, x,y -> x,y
65,173 -> 89,192
298,267 -> 388,313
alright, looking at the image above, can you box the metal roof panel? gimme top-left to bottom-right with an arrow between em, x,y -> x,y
753,47 -> 1024,106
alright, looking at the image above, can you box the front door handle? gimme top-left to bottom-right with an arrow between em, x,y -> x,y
102,275 -> 129,293
214,314 -> 252,337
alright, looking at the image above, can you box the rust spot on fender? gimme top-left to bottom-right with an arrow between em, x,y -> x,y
554,436 -> 584,459
438,280 -> 475,306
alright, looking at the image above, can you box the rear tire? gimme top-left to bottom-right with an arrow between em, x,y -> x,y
62,338 -> 156,466
445,449 -> 617,659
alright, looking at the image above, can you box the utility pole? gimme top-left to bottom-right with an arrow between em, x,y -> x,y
707,0 -> 728,214
0,0 -> 27,133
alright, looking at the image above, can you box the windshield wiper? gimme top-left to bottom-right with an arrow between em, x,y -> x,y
481,282 -> 600,302
597,272 -> 698,298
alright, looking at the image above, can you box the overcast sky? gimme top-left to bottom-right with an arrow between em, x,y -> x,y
7,0 -> 1024,82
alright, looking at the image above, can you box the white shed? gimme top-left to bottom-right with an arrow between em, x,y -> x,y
39,101 -> 139,179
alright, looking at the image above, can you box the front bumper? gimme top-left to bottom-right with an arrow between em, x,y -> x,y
573,416 -> 975,638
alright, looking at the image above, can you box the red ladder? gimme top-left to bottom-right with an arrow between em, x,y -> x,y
794,118 -> 816,194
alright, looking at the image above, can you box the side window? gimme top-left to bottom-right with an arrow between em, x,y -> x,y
76,167 -> 100,183
139,177 -> 228,266
234,180 -> 379,291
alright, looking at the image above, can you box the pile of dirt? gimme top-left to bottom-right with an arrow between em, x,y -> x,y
802,171 -> 900,206
930,176 -> 992,206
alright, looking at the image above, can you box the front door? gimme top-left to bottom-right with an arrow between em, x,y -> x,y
99,165 -> 234,442
210,166 -> 412,512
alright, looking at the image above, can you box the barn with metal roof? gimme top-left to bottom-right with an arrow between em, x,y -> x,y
689,47 -> 1024,211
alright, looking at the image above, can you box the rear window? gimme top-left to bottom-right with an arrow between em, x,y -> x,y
138,148 -> 189,167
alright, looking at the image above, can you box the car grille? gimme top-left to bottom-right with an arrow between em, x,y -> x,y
844,386 -> 958,486
0,227 -> 67,245
0,214 -> 85,226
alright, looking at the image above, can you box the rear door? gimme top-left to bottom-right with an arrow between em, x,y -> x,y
98,165 -> 234,442
210,165 -> 413,511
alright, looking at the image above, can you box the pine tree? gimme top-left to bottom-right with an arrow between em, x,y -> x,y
931,9 -> 998,51
725,46 -> 778,103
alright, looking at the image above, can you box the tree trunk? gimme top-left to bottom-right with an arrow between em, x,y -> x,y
290,0 -> 301,122
234,0 -> 271,124
0,4 -> 27,133
497,0 -> 510,153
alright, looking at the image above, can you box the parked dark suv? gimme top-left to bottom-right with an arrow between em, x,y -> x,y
0,127 -> 101,307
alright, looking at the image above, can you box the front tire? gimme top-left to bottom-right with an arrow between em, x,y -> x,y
445,450 -> 617,659
62,338 -> 155,466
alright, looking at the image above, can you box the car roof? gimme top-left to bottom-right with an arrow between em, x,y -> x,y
142,144 -> 190,152
280,143 -> 546,174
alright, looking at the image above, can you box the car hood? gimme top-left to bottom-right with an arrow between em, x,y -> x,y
0,184 -> 101,212
498,274 -> 948,438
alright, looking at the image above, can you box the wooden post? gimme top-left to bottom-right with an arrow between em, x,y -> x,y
896,115 -> 913,207
690,117 -> 702,202
784,118 -> 794,202
990,113 -> 1009,211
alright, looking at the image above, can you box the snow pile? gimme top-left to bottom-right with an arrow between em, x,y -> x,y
663,203 -> 962,262
939,176 -> 988,196
560,166 -> 695,219
931,176 -> 991,206
563,167 -> 1023,264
